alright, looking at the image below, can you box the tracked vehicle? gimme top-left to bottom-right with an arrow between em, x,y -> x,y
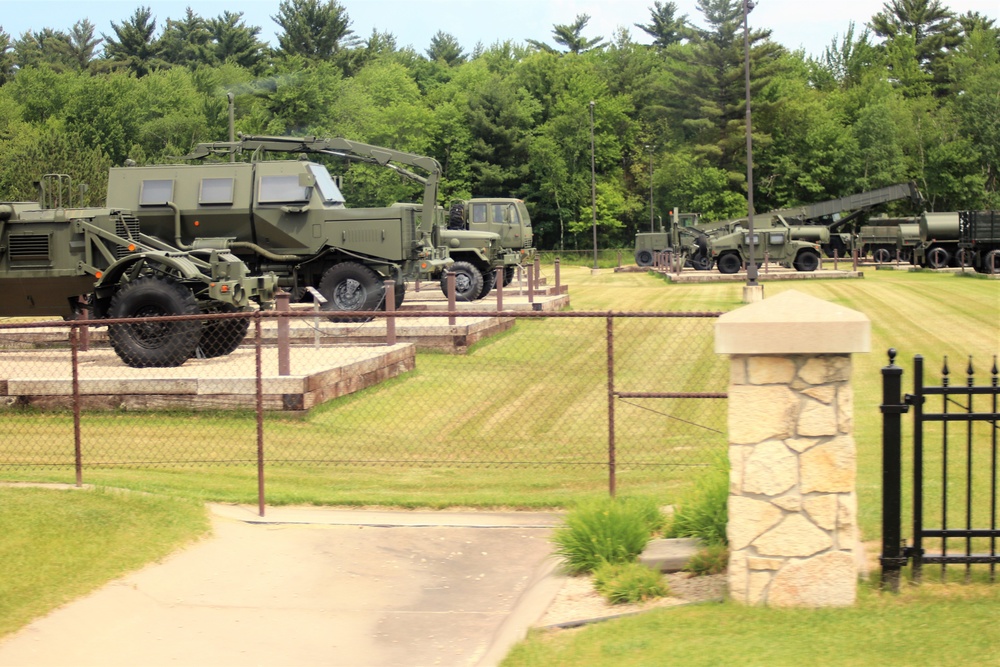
0,175 -> 277,367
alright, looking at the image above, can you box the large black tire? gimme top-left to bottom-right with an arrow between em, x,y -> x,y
794,250 -> 821,272
635,250 -> 654,267
477,265 -> 496,299
873,248 -> 892,264
985,250 -> 1000,275
503,266 -> 515,287
448,202 -> 467,230
955,249 -> 973,268
381,278 -> 406,310
107,276 -> 202,368
198,303 -> 249,358
318,262 -> 384,322
691,254 -> 713,271
717,252 -> 742,275
440,261 -> 484,302
926,246 -> 950,269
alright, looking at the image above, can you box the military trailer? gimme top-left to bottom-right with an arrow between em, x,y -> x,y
106,135 -> 456,319
959,210 -> 1000,274
0,175 -> 277,367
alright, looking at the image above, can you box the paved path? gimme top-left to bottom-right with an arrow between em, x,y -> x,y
0,505 -> 563,667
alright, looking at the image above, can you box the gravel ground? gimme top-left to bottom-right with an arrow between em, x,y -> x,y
537,572 -> 726,627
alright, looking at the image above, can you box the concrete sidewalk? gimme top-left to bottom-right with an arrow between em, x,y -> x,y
0,505 -> 564,667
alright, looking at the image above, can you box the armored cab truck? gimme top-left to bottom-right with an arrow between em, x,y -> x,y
106,136 -> 455,319
1,175 -> 277,367
444,197 -> 535,296
707,217 -> 823,274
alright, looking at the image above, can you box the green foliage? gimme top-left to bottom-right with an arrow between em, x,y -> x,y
593,561 -> 669,604
552,497 -> 661,575
665,459 -> 729,546
684,543 -> 729,575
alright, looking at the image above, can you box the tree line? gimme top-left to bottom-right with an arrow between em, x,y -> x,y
0,0 -> 996,250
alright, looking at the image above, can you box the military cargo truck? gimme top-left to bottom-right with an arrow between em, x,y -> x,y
634,210 -> 703,268
959,210 -> 1000,274
446,197 -> 535,294
1,175 -> 277,367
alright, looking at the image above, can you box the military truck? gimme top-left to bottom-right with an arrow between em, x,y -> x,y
1,175 -> 277,367
634,210 -> 703,268
106,135 -> 456,319
959,210 -> 1000,274
445,197 -> 535,294
705,216 -> 824,274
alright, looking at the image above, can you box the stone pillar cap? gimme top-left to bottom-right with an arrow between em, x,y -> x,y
715,289 -> 870,355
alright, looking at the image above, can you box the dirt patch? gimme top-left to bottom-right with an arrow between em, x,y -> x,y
537,571 -> 726,627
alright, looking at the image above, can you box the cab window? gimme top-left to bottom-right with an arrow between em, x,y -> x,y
471,203 -> 488,224
308,164 -> 345,205
139,179 -> 174,206
199,178 -> 234,205
258,175 -> 309,204
769,232 -> 785,244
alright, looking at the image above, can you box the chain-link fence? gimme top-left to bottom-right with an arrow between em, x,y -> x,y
0,306 -> 726,506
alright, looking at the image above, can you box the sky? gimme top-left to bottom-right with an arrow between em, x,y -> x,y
0,0 -> 997,58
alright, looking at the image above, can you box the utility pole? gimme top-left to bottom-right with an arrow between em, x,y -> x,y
742,0 -> 762,301
646,144 -> 656,232
590,101 -> 598,273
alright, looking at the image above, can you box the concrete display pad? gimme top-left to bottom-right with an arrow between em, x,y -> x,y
658,268 -> 863,283
0,344 -> 415,413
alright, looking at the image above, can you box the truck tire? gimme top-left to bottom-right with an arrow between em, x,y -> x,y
478,266 -> 496,299
873,248 -> 891,264
986,250 -> 1000,275
635,250 -> 654,267
926,247 -> 950,269
198,304 -> 249,358
381,278 -> 406,310
319,262 -> 385,322
107,276 -> 202,368
956,249 -> 973,268
441,261 -> 484,302
503,266 -> 515,287
691,255 -> 713,271
794,250 -> 821,272
717,253 -> 742,275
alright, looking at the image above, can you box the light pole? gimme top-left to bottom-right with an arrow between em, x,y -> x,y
590,100 -> 598,272
645,144 -> 656,232
743,0 -> 760,289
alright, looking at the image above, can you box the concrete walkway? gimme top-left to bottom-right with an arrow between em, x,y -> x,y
0,505 -> 564,667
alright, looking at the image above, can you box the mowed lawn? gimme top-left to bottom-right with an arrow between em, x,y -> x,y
0,265 -> 997,651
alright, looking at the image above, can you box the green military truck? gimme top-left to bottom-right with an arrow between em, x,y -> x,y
704,216 -> 824,274
959,210 -> 1000,274
634,210 -> 703,268
105,135 -> 457,318
1,174 -> 277,367
445,197 -> 535,296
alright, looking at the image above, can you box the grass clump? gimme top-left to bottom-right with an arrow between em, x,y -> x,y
593,561 -> 669,604
665,460 -> 728,547
684,542 -> 729,576
553,497 -> 662,575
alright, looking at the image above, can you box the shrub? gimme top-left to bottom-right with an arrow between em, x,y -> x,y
665,458 -> 729,547
552,497 -> 661,575
593,561 -> 669,604
684,543 -> 729,576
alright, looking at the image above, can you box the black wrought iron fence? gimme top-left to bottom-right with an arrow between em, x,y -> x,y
0,307 -> 726,510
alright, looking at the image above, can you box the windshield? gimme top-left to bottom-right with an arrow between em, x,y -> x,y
309,164 -> 345,205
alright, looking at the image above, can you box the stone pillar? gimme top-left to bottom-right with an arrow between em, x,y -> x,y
715,290 -> 870,607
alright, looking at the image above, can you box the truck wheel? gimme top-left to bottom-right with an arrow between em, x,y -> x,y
986,250 -> 1000,275
926,247 -> 950,269
503,266 -> 515,287
381,278 -> 406,310
319,262 -> 384,322
873,248 -> 891,264
794,250 -> 821,272
635,250 -> 654,267
441,261 -> 484,302
198,304 -> 249,358
956,249 -> 973,268
691,255 -> 713,271
107,276 -> 202,368
717,253 -> 742,275
478,266 -> 496,299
